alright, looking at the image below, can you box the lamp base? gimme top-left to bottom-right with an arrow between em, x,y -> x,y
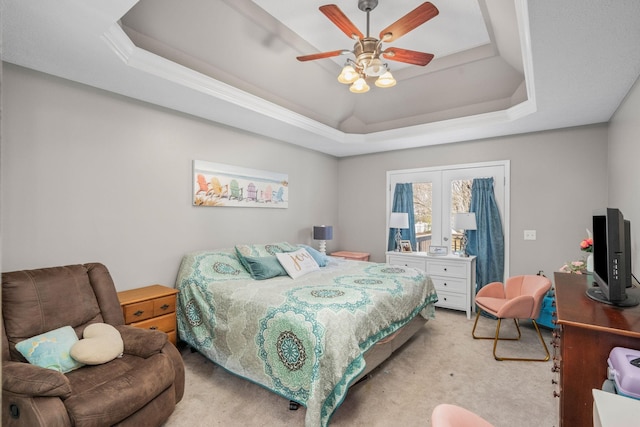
318,240 -> 327,254
395,228 -> 402,252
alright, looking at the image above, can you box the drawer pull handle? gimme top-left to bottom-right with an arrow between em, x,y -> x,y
134,310 -> 145,317
150,326 -> 158,330
160,304 -> 170,310
553,391 -> 560,398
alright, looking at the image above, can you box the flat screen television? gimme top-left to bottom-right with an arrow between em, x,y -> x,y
586,208 -> 638,307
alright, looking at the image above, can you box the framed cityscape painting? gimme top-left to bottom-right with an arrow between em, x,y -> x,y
193,160 -> 288,208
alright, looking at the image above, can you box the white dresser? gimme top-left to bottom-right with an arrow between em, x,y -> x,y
386,252 -> 476,319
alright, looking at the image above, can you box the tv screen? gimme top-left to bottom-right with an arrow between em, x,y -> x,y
587,208 -> 638,307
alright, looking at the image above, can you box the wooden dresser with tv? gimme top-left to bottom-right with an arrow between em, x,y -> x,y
553,272 -> 640,426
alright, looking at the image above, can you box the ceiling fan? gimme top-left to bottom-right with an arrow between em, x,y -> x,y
297,1 -> 439,93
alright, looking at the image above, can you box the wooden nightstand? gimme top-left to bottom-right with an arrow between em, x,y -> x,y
330,251 -> 370,261
117,284 -> 179,345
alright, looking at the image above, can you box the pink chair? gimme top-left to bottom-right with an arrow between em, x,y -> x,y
431,404 -> 494,427
472,275 -> 551,361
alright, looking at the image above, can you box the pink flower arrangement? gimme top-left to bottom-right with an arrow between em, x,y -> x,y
580,237 -> 593,253
559,260 -> 586,274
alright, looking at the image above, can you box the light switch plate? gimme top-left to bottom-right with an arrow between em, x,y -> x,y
524,230 -> 536,240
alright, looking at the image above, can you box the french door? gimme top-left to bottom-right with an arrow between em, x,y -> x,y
387,161 -> 509,279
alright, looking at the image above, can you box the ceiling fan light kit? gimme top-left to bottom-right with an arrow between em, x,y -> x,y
297,1 -> 439,93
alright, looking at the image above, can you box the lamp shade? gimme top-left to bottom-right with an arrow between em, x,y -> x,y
389,212 -> 409,229
454,213 -> 477,230
313,225 -> 333,240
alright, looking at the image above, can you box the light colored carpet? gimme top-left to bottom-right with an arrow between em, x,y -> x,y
164,308 -> 559,426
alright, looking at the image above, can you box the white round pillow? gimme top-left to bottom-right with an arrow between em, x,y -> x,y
70,323 -> 124,365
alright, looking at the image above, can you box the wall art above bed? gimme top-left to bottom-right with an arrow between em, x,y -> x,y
193,160 -> 288,208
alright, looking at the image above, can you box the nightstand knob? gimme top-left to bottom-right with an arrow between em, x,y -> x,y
134,310 -> 144,317
160,304 -> 170,310
150,326 -> 158,330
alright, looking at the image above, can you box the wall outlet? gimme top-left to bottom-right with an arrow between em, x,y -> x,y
524,230 -> 537,240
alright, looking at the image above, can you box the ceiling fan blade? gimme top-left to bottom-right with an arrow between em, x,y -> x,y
382,47 -> 434,66
319,4 -> 364,40
379,2 -> 439,43
297,50 -> 347,62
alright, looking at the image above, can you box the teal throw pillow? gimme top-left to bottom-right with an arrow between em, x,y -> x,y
299,244 -> 329,267
15,325 -> 85,373
236,247 -> 287,280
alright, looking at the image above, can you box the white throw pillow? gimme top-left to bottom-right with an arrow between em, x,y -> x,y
70,323 -> 123,365
276,248 -> 320,279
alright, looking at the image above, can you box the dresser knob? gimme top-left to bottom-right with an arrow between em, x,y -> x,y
150,326 -> 158,330
552,379 -> 558,385
551,365 -> 560,373
443,283 -> 448,287
553,391 -> 561,398
443,268 -> 447,272
134,310 -> 144,317
160,304 -> 170,310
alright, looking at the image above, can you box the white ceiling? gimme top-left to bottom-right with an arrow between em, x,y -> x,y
2,0 -> 640,157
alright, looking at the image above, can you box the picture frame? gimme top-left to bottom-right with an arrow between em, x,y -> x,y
400,240 -> 412,253
428,245 -> 448,256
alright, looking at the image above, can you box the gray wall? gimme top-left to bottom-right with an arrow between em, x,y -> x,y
608,74 -> 640,280
1,64 -> 339,290
337,125 -> 610,281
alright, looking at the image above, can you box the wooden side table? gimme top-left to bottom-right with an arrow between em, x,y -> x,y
117,284 -> 179,345
330,251 -> 370,261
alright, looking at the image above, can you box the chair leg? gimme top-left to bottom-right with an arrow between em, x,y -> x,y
493,319 -> 550,362
472,310 -> 521,341
473,311 -> 550,361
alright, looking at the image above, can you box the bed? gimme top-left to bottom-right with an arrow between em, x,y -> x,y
175,243 -> 438,427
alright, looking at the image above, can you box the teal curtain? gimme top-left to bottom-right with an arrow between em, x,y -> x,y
387,183 -> 416,251
466,178 -> 504,292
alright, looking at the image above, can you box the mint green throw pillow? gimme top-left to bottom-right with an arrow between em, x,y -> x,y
15,325 -> 84,373
298,244 -> 329,267
237,251 -> 288,280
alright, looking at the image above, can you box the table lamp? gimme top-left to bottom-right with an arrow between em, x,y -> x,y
454,212 -> 477,257
313,225 -> 333,254
389,213 -> 409,252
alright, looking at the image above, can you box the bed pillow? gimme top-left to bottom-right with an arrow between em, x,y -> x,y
235,242 -> 297,257
236,249 -> 288,280
298,244 -> 329,267
276,248 -> 320,279
70,323 -> 123,365
15,326 -> 84,373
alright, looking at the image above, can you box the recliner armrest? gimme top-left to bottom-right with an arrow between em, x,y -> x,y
115,325 -> 168,358
2,361 -> 71,398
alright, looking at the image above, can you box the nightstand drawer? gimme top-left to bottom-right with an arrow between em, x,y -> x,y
131,312 -> 176,333
387,255 -> 425,271
123,300 -> 154,324
431,276 -> 467,293
426,260 -> 467,278
153,295 -> 176,317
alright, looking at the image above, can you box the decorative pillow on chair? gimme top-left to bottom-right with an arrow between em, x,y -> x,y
15,325 -> 85,373
276,248 -> 320,279
70,323 -> 124,365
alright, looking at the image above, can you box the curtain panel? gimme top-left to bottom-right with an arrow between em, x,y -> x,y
466,178 -> 504,292
387,183 -> 417,251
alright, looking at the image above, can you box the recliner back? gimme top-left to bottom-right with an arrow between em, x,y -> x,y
2,263 -> 125,363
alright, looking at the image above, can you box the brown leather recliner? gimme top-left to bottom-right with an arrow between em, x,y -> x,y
2,263 -> 185,426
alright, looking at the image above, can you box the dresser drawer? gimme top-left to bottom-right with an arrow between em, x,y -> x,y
435,291 -> 467,311
387,255 -> 426,271
131,312 -> 176,333
123,300 -> 154,324
153,295 -> 176,317
426,260 -> 467,278
430,276 -> 467,294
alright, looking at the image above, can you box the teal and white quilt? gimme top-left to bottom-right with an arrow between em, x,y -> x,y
176,250 -> 437,427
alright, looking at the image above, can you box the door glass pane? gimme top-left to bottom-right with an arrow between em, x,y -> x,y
412,182 -> 432,252
450,179 -> 473,253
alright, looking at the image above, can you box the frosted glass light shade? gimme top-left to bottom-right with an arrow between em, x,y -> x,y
350,77 -> 370,93
375,71 -> 396,88
364,58 -> 386,76
338,65 -> 358,84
